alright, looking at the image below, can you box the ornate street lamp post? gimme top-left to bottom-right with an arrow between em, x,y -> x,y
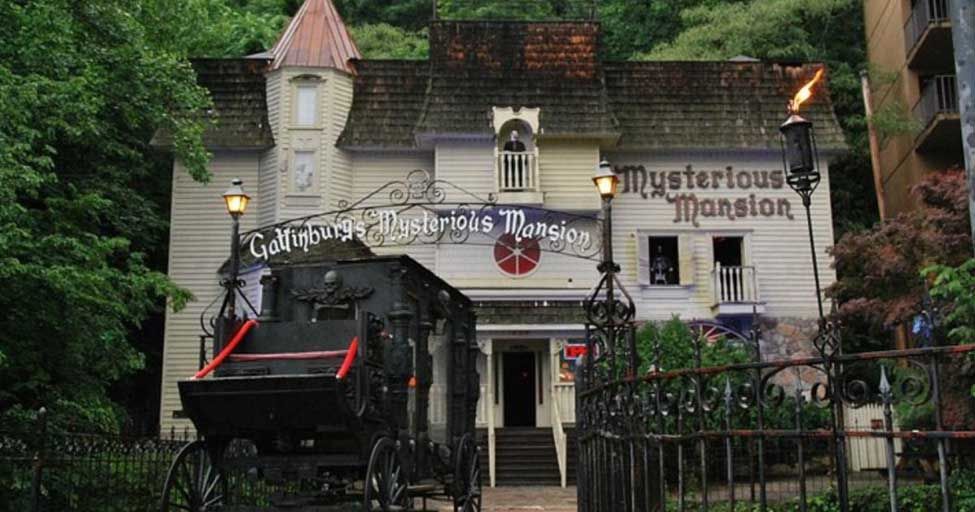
780,113 -> 824,319
592,159 -> 621,317
579,160 -> 642,511
222,178 -> 250,320
780,72 -> 850,512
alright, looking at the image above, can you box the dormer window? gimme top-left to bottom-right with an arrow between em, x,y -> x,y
294,82 -> 319,127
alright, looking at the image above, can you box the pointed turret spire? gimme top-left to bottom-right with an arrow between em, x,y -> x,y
269,0 -> 361,73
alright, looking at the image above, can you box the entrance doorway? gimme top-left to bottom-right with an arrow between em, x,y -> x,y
502,352 -> 536,427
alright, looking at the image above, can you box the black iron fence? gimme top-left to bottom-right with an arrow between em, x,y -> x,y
1,415 -> 349,512
577,319 -> 975,512
0,413 -> 189,512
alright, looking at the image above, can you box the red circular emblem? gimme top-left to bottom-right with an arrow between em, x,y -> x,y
493,234 -> 541,277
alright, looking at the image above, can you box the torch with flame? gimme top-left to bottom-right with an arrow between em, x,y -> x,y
788,68 -> 824,114
780,67 -> 825,194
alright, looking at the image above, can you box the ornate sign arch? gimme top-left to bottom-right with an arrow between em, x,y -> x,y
240,170 -> 603,263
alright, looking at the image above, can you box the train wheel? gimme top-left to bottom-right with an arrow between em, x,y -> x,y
452,434 -> 481,512
364,437 -> 411,512
160,440 -> 226,512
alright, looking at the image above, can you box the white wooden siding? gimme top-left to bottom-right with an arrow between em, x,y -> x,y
326,70 -> 355,210
537,139 -> 600,210
257,148 -> 278,228
350,153 -> 437,269
435,141 -> 496,200
160,153 -> 261,433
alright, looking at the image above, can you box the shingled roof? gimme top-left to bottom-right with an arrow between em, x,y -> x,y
417,21 -> 619,139
338,21 -> 847,152
268,0 -> 360,73
152,58 -> 274,150
338,60 -> 430,148
603,61 -> 846,151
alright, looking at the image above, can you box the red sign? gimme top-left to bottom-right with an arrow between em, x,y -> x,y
563,343 -> 588,360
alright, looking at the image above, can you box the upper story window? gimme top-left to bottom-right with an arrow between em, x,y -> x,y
649,236 -> 680,285
637,233 -> 694,287
294,82 -> 319,127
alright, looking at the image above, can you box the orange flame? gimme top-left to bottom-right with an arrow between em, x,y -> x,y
789,68 -> 824,113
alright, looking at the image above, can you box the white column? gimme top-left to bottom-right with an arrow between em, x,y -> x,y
483,339 -> 496,488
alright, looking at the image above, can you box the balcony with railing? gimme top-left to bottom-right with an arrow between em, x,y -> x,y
711,264 -> 764,316
912,74 -> 962,153
904,0 -> 954,71
495,149 -> 543,204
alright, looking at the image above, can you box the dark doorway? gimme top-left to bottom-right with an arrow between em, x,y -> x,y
502,352 -> 536,427
713,236 -> 744,267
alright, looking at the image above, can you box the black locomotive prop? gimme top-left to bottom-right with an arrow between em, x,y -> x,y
161,255 -> 482,511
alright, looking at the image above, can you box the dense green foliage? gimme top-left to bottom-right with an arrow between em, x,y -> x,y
0,1 -> 209,430
349,23 -> 429,59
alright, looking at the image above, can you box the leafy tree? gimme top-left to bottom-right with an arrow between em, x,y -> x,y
0,0 -> 207,430
828,170 -> 971,343
349,23 -> 429,59
138,0 -> 291,57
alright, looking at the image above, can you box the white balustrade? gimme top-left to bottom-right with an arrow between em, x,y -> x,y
496,150 -> 538,192
712,264 -> 759,305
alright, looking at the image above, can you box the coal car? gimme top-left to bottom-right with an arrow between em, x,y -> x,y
161,255 -> 481,512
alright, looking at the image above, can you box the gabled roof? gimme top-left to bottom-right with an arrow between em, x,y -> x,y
337,21 -> 847,152
268,0 -> 361,73
152,58 -> 274,150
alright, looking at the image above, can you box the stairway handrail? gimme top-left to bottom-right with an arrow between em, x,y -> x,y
551,385 -> 568,487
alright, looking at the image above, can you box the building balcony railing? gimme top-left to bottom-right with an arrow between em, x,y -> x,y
904,0 -> 954,71
712,264 -> 763,315
497,150 -> 537,191
495,149 -> 543,203
912,74 -> 962,153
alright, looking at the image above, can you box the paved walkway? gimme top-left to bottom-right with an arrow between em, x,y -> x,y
435,486 -> 578,511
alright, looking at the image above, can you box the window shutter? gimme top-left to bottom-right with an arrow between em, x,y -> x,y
636,235 -> 650,286
678,234 -> 695,285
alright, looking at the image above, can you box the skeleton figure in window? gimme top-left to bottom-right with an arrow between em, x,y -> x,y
651,246 -> 674,285
502,130 -> 527,188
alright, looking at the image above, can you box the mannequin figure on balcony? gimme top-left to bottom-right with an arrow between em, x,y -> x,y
502,130 -> 527,189
503,130 -> 526,152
